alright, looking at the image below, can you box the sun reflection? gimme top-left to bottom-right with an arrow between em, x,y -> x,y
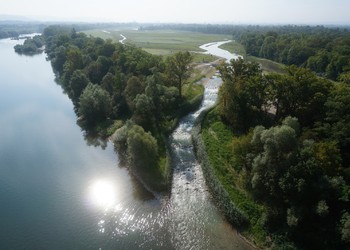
89,179 -> 116,209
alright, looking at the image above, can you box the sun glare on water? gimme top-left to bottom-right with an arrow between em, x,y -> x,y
89,179 -> 116,209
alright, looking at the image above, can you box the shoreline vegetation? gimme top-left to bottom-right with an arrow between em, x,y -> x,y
13,23 -> 350,249
14,25 -> 213,194
198,58 -> 350,249
14,35 -> 45,55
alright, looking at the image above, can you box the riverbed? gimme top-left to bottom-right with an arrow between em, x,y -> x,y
166,41 -> 251,249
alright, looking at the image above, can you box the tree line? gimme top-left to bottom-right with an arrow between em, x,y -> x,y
0,22 -> 45,39
39,25 -> 194,191
214,59 -> 350,249
141,24 -> 350,81
0,21 -> 139,40
239,26 -> 350,81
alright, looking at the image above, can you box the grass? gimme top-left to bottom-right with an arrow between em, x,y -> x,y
183,82 -> 204,100
247,55 -> 286,74
218,40 -> 247,58
191,53 -> 219,63
216,40 -> 286,74
84,29 -> 231,56
201,107 -> 268,246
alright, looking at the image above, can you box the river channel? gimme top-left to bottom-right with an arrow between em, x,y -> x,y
0,37 -> 250,249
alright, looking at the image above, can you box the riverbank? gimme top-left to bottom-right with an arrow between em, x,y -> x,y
190,41 -> 266,248
197,108 -> 268,248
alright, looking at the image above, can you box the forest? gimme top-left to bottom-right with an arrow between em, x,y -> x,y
239,26 -> 350,81
16,25 -> 199,192
0,21 -> 45,39
200,58 -> 350,249
142,24 -> 350,81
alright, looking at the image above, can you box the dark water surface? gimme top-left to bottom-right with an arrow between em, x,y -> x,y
0,37 -> 251,249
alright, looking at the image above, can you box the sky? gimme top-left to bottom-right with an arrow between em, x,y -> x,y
1,0 -> 350,25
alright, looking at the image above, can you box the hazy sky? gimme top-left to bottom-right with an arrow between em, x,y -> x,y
1,0 -> 350,24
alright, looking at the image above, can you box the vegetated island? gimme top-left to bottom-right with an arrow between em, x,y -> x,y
15,24 -> 350,249
14,35 -> 45,55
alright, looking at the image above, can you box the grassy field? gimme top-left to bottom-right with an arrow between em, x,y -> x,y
247,55 -> 286,74
84,29 -> 287,73
84,29 -> 231,60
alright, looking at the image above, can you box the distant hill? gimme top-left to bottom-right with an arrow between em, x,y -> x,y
0,14 -> 35,22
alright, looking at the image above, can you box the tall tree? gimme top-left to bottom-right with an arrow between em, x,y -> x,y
78,83 -> 112,125
123,76 -> 145,112
69,70 -> 90,102
219,58 -> 268,131
166,51 -> 193,97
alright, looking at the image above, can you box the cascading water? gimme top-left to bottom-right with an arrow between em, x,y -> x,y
166,41 -> 252,249
168,76 -> 225,249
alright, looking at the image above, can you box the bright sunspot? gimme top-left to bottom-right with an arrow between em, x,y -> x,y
89,179 -> 116,209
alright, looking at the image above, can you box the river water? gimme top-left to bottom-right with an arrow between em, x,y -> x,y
167,41 -> 251,249
0,37 -> 251,249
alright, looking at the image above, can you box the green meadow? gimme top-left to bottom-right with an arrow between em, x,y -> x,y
84,29 -> 231,61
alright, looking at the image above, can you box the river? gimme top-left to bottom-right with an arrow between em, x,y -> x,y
167,41 -> 251,249
0,37 -> 251,249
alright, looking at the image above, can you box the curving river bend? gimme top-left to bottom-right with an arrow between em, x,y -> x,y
0,37 -> 251,249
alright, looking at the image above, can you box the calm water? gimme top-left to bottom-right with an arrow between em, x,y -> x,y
0,37 -> 251,249
0,38 -> 169,249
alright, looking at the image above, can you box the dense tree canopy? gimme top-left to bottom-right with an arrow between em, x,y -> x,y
238,25 -> 350,80
78,83 -> 112,125
40,25 -> 196,191
219,58 -> 268,131
14,35 -> 44,55
216,59 -> 350,249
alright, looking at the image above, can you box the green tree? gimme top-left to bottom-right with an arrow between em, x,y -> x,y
259,36 -> 276,59
132,94 -> 156,131
66,45 -> 83,70
339,71 -> 350,84
316,83 -> 350,166
123,76 -> 144,112
166,51 -> 193,97
306,50 -> 329,73
326,54 -> 350,80
78,83 -> 112,125
69,70 -> 90,102
101,72 -> 117,95
127,124 -> 158,172
51,45 -> 66,74
219,58 -> 268,131
287,42 -> 314,66
268,66 -> 333,126
250,121 -> 299,202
